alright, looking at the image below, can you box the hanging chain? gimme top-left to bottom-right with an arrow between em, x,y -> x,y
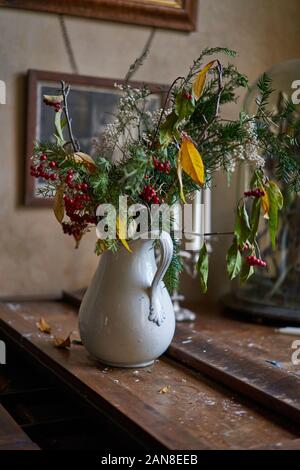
59,14 -> 79,75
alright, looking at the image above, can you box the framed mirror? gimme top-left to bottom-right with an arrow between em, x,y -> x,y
25,69 -> 167,206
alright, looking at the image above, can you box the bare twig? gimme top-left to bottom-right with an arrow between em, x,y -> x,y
150,76 -> 184,148
60,80 -> 79,152
215,60 -> 223,116
266,264 -> 293,299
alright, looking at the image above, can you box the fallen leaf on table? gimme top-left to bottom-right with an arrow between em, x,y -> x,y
36,317 -> 51,334
159,385 -> 171,394
53,333 -> 71,349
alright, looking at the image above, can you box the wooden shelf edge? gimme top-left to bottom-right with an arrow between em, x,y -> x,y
168,324 -> 300,427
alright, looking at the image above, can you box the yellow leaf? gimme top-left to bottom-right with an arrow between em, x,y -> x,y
53,333 -> 71,349
192,61 -> 215,101
261,190 -> 270,219
177,137 -> 205,202
36,317 -> 51,334
181,139 -> 205,185
176,149 -> 186,204
69,152 -> 97,173
116,215 -> 132,253
159,385 -> 171,394
53,183 -> 65,223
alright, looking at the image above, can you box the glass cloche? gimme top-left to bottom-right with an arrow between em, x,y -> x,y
223,59 -> 300,324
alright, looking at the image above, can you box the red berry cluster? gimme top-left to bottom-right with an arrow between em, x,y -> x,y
183,90 -> 192,100
246,255 -> 267,268
238,241 -> 267,268
30,151 -> 97,244
43,97 -> 61,112
141,185 -> 160,204
62,221 -> 87,237
244,188 -> 265,198
30,154 -> 58,181
64,169 -> 89,192
62,180 -> 96,238
63,178 -> 96,222
64,194 -> 91,216
239,242 -> 250,252
153,157 -> 171,174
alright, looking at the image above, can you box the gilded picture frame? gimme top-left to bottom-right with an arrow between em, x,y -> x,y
0,0 -> 198,31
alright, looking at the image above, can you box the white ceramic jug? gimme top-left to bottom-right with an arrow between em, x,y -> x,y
78,231 -> 175,367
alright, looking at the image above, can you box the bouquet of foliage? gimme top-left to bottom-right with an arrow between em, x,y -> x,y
31,47 -> 300,293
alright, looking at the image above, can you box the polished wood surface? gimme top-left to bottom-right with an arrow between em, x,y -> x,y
64,290 -> 300,423
169,304 -> 300,426
0,299 -> 300,449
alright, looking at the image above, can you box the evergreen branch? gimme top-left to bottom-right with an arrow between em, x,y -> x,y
164,238 -> 183,293
185,47 -> 236,83
256,73 -> 275,115
196,61 -> 224,144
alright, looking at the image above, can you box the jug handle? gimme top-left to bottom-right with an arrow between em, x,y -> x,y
149,231 -> 174,326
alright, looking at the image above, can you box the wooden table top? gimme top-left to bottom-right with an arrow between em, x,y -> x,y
0,298 -> 299,450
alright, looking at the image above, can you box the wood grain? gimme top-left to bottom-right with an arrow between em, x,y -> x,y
0,300 -> 300,449
170,324 -> 300,426
63,290 -> 300,424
